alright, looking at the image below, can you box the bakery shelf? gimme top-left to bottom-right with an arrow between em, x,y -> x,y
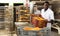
15,5 -> 30,22
18,20 -> 30,22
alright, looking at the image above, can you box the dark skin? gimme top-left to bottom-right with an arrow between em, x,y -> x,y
44,3 -> 49,11
43,3 -> 54,24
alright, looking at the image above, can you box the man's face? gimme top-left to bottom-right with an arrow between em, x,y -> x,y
44,3 -> 49,9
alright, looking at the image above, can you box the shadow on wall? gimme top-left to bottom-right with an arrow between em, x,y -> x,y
52,1 -> 60,19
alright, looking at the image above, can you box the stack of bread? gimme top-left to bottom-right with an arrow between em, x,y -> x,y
31,14 -> 47,28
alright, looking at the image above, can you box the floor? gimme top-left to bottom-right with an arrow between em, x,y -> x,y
0,29 -> 17,36
0,29 -> 60,36
51,31 -> 60,36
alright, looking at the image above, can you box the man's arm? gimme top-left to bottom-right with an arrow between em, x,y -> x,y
49,11 -> 54,24
45,11 -> 54,24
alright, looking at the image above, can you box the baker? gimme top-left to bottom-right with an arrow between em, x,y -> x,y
41,1 -> 54,29
41,1 -> 55,36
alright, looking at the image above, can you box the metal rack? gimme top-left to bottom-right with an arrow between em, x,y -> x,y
15,5 -> 31,23
0,6 -> 5,29
16,26 -> 51,36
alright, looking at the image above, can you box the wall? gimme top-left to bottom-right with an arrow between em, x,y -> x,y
52,1 -> 60,19
0,0 -> 23,3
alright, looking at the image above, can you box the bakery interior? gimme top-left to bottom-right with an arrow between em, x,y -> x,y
0,0 -> 60,36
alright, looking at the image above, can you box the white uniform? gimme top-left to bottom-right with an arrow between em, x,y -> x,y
41,8 -> 54,28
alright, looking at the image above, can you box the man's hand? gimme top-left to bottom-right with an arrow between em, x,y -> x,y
44,19 -> 54,24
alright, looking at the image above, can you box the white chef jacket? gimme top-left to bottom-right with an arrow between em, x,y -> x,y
41,8 -> 54,28
34,10 -> 41,14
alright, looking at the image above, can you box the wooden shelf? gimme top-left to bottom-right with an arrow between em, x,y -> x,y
20,10 -> 24,11
15,5 -> 30,22
18,20 -> 30,22
32,1 -> 55,5
20,17 -> 29,18
24,14 -> 30,16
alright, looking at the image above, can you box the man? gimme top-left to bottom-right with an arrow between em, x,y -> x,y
41,2 -> 54,36
33,6 -> 41,14
41,1 -> 54,29
41,1 -> 54,36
